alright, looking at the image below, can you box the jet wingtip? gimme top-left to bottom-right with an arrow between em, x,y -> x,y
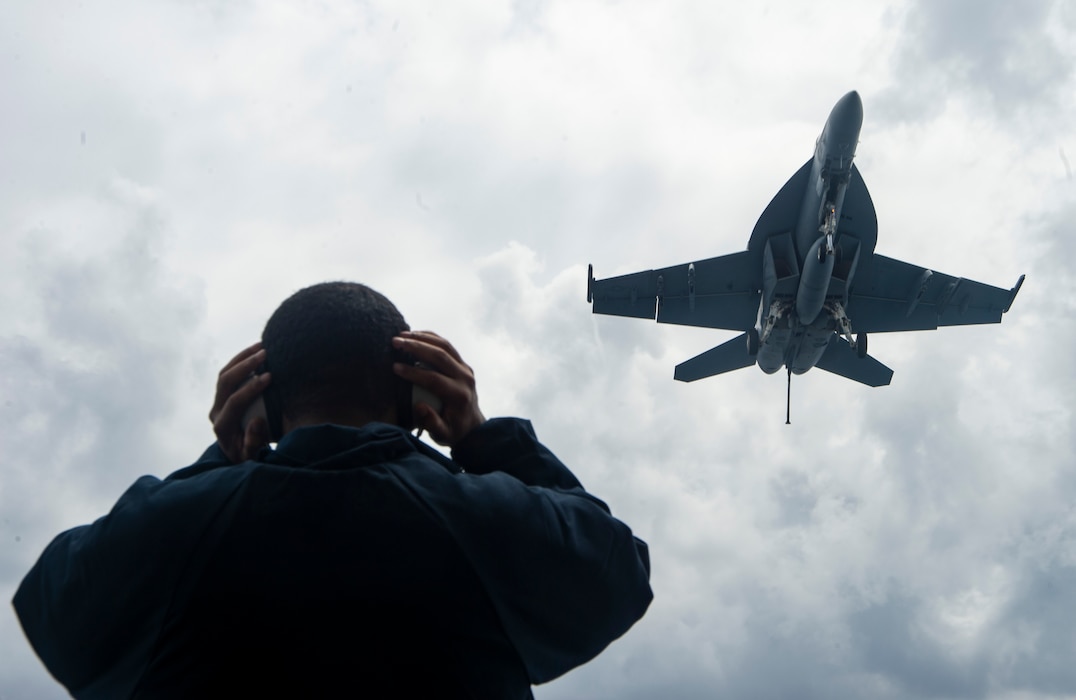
1004,273 -> 1026,313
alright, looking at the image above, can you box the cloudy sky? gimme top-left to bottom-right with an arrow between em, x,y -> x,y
2,0 -> 1074,697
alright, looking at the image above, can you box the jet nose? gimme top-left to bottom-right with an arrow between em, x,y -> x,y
829,91 -> 863,132
839,90 -> 862,109
823,90 -> 863,153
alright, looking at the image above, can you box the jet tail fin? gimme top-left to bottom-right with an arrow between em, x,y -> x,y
814,335 -> 893,387
674,333 -> 757,382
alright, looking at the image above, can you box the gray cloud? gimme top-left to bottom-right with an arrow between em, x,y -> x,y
876,0 -> 1075,126
994,563 -> 1076,693
380,118 -> 672,275
850,593 -> 989,698
0,193 -> 206,605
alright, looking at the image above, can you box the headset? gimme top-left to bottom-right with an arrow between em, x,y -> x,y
241,349 -> 442,443
393,349 -> 444,433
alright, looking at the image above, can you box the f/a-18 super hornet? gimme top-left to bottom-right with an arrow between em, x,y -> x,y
587,91 -> 1023,420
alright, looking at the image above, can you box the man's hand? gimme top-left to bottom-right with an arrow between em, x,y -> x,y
392,331 -> 486,447
209,342 -> 272,463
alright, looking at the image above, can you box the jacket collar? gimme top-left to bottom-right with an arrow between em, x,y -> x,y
266,422 -> 418,471
266,423 -> 460,473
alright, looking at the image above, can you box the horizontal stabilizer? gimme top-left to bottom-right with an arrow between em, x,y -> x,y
814,335 -> 893,387
674,333 -> 757,382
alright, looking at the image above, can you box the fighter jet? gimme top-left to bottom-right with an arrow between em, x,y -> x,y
587,91 -> 1023,418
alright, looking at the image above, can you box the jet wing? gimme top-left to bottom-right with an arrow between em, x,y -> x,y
589,268 -> 657,319
846,254 -> 1024,333
748,159 -> 812,250
589,252 -> 761,331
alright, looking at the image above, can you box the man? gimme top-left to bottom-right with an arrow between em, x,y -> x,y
14,282 -> 653,699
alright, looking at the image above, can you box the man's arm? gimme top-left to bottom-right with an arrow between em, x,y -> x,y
420,418 -> 653,684
13,482 -> 159,697
394,331 -> 652,682
14,342 -> 280,696
12,465 -> 248,697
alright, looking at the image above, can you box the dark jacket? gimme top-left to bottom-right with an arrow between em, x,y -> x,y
13,418 -> 652,699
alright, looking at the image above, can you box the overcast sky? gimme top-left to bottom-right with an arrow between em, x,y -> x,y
2,1 -> 1074,697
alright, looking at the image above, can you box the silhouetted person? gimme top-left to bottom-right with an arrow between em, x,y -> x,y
14,282 -> 652,699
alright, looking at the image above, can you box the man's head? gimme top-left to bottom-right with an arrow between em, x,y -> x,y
261,282 -> 410,432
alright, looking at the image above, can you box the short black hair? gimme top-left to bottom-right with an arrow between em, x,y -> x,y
261,282 -> 410,422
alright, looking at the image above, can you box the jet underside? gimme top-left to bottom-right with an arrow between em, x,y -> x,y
587,91 -> 1024,390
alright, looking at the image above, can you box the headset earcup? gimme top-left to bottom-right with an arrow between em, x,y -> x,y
393,350 -> 415,430
255,361 -> 284,442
